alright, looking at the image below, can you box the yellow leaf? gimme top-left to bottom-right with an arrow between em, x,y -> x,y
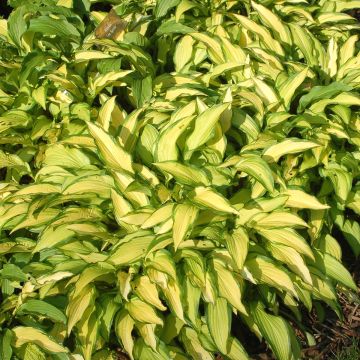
213,259 -> 247,314
268,243 -> 312,284
246,256 -> 297,297
252,211 -> 309,228
162,279 -> 184,321
88,122 -> 134,174
185,103 -> 230,153
132,276 -> 167,311
12,327 -> 68,353
173,204 -> 198,250
98,96 -> 116,132
125,297 -> 163,325
67,285 -> 96,334
190,187 -> 239,215
154,161 -> 209,186
258,227 -> 314,260
251,1 -> 291,45
285,189 -> 330,210
263,138 -> 320,163
225,227 -> 249,270
206,298 -> 230,354
108,235 -> 154,266
156,115 -> 194,162
116,310 -> 135,360
141,203 -> 174,229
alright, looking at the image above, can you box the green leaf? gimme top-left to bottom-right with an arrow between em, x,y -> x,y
132,76 -> 153,107
0,330 -> 13,360
7,5 -> 28,49
28,16 -> 81,41
298,82 -> 352,112
1,264 -> 27,281
155,0 -> 181,18
17,299 -> 67,324
157,20 -> 193,35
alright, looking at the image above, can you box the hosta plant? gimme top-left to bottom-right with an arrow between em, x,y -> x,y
0,0 -> 359,359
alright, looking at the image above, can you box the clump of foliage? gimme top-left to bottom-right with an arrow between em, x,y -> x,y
0,0 -> 359,359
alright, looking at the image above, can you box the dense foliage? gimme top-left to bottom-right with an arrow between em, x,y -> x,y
0,0 -> 359,359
